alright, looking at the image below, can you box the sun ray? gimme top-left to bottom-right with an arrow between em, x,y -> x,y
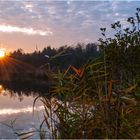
0,59 -> 11,81
0,51 -> 35,82
7,56 -> 35,70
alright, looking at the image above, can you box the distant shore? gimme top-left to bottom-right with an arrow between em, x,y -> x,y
0,80 -> 50,94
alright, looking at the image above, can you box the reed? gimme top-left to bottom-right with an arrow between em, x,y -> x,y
34,58 -> 139,139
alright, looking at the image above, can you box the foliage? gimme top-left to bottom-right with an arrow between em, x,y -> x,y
35,58 -> 139,139
98,8 -> 140,86
10,43 -> 99,69
34,8 -> 140,139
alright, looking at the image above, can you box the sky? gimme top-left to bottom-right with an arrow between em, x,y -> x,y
0,0 -> 139,52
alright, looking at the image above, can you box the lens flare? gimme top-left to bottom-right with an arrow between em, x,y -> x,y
0,49 -> 6,58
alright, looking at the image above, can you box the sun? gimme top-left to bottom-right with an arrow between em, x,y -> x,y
0,49 -> 6,58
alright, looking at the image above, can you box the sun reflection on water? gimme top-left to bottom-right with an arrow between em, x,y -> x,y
0,84 -> 5,95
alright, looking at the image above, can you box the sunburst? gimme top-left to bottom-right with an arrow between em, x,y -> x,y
0,49 -> 6,58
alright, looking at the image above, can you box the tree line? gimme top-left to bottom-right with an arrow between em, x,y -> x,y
0,43 -> 100,82
10,43 -> 100,70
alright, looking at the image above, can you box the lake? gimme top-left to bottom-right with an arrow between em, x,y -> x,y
0,83 -> 49,139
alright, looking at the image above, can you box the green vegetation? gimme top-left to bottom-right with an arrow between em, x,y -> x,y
36,61 -> 139,139
34,8 -> 140,139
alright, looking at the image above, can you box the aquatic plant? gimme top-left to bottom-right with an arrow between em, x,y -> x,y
33,57 -> 139,139
35,8 -> 140,139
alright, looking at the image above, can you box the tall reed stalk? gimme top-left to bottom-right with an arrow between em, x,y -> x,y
34,58 -> 139,139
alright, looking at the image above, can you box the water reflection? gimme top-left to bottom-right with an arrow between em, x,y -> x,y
0,106 -> 44,115
0,84 -> 5,94
0,81 -> 49,96
0,83 -> 46,139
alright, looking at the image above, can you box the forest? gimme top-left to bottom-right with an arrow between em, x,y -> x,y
0,43 -> 100,83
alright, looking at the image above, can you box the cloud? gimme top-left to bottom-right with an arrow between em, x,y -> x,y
0,106 -> 43,115
24,4 -> 34,12
0,25 -> 53,36
0,1 -> 139,50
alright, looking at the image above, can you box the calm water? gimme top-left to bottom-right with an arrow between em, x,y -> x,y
0,84 -> 48,139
